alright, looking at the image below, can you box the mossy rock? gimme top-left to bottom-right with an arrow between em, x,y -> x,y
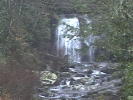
40,71 -> 58,85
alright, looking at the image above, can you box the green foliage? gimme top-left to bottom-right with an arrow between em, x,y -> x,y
0,0 -> 51,99
128,96 -> 133,100
0,0 -> 52,65
72,0 -> 89,12
74,0 -> 133,99
122,63 -> 133,99
88,0 -> 133,62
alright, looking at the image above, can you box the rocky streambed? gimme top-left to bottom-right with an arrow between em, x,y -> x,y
37,62 -> 122,100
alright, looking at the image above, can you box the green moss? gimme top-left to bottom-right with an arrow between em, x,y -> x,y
40,71 -> 58,85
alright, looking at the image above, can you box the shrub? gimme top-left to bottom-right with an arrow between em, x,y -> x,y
121,63 -> 133,100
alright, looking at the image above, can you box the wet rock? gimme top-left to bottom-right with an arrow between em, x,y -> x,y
40,93 -> 49,97
75,74 -> 85,77
61,72 -> 72,77
69,68 -> 77,72
98,62 -> 109,67
37,88 -> 44,93
80,77 -> 95,85
69,78 -> 76,85
69,64 -> 76,68
60,66 -> 69,72
91,70 -> 106,78
95,79 -> 103,85
106,76 -> 113,81
102,77 -> 110,82
38,63 -> 122,100
72,76 -> 95,85
86,70 -> 93,75
101,68 -> 116,74
71,84 -> 85,90
114,80 -> 122,87
99,63 -> 120,74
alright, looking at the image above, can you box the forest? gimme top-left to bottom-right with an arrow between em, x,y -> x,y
0,0 -> 133,100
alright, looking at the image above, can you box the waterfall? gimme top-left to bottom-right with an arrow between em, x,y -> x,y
40,15 -> 121,100
84,35 -> 98,63
56,17 -> 81,63
56,16 -> 99,63
83,16 -> 98,63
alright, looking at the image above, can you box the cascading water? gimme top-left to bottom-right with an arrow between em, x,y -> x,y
84,35 -> 99,63
83,16 -> 99,63
38,15 -> 121,100
56,17 -> 81,63
84,35 -> 96,62
56,16 -> 98,63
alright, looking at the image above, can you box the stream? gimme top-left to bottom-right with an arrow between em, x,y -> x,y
38,62 -> 121,100
38,16 -> 122,100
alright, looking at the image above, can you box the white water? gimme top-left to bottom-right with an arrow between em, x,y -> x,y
56,16 -> 99,63
83,16 -> 98,63
56,17 -> 81,63
84,35 -> 99,63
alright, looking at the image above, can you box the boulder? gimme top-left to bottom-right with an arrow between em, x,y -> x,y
40,71 -> 58,85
